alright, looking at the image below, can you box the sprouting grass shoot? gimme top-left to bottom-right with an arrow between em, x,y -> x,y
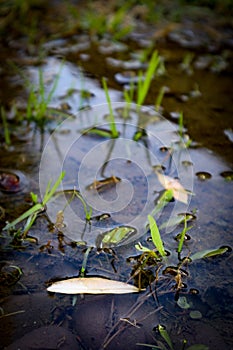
3,171 -> 65,236
74,190 -> 92,221
148,214 -> 166,257
137,51 -> 160,108
1,106 -> 11,146
26,65 -> 62,126
102,77 -> 119,138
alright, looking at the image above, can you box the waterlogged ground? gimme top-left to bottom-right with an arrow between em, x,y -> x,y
0,1 -> 233,350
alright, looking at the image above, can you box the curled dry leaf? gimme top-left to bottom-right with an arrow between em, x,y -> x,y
47,277 -> 144,294
156,172 -> 188,204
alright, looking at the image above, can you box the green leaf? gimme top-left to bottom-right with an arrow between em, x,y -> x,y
148,215 -> 166,257
189,310 -> 202,319
135,243 -> 152,253
133,129 -> 147,141
136,344 -> 161,349
190,247 -> 229,261
158,324 -> 174,350
102,77 -> 118,138
152,189 -> 173,216
82,127 -> 115,138
177,296 -> 191,309
137,51 -> 160,106
135,243 -> 159,258
3,172 -> 65,232
159,214 -> 185,230
186,345 -> 209,350
1,106 -> 11,146
3,203 -> 43,231
30,191 -> 38,204
43,171 -> 65,205
177,219 -> 193,254
75,191 -> 92,220
101,226 -> 136,247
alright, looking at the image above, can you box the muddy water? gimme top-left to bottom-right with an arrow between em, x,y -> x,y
1,4 -> 233,350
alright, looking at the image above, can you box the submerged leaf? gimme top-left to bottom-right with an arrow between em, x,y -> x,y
135,243 -> 152,253
158,324 -> 174,350
135,243 -> 159,259
47,277 -> 144,294
189,310 -> 202,319
148,215 -> 166,257
156,172 -> 188,204
190,247 -> 229,261
159,214 -> 185,230
177,296 -> 191,309
186,345 -> 209,350
101,226 -> 136,245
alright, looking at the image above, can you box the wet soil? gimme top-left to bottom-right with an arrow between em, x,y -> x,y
0,1 -> 233,350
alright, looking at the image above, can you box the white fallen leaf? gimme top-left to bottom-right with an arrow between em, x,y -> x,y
47,277 -> 144,294
156,172 -> 188,204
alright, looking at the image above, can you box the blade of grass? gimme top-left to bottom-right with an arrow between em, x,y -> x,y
42,171 -> 65,205
158,324 -> 174,350
1,107 -> 11,146
82,127 -> 115,138
75,191 -> 92,221
148,215 -> 166,257
102,77 -> 118,138
137,51 -> 160,107
155,86 -> 167,112
190,247 -> 229,261
179,112 -> 184,139
3,171 -> 65,232
3,203 -> 43,231
177,218 -> 187,254
151,189 -> 173,216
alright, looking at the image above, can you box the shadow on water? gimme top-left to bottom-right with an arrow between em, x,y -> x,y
0,1 -> 233,349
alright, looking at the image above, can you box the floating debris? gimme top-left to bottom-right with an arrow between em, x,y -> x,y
87,176 -> 121,192
47,276 -> 143,294
224,129 -> 233,143
156,171 -> 189,204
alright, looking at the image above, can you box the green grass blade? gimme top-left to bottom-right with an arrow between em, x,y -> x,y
148,215 -> 166,257
102,77 -> 118,138
177,218 -> 187,254
137,51 -> 160,106
46,61 -> 64,104
3,203 -> 43,231
1,107 -> 11,146
22,212 -> 39,238
82,127 -> 115,138
179,112 -> 184,138
42,171 -> 65,205
186,345 -> 209,350
190,247 -> 229,261
75,191 -> 92,220
39,68 -> 45,102
155,86 -> 166,111
158,324 -> 174,350
152,189 -> 173,216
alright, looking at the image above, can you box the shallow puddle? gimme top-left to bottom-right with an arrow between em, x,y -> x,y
0,2 -> 233,349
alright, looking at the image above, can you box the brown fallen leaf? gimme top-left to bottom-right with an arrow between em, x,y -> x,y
156,171 -> 188,204
47,277 -> 144,294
